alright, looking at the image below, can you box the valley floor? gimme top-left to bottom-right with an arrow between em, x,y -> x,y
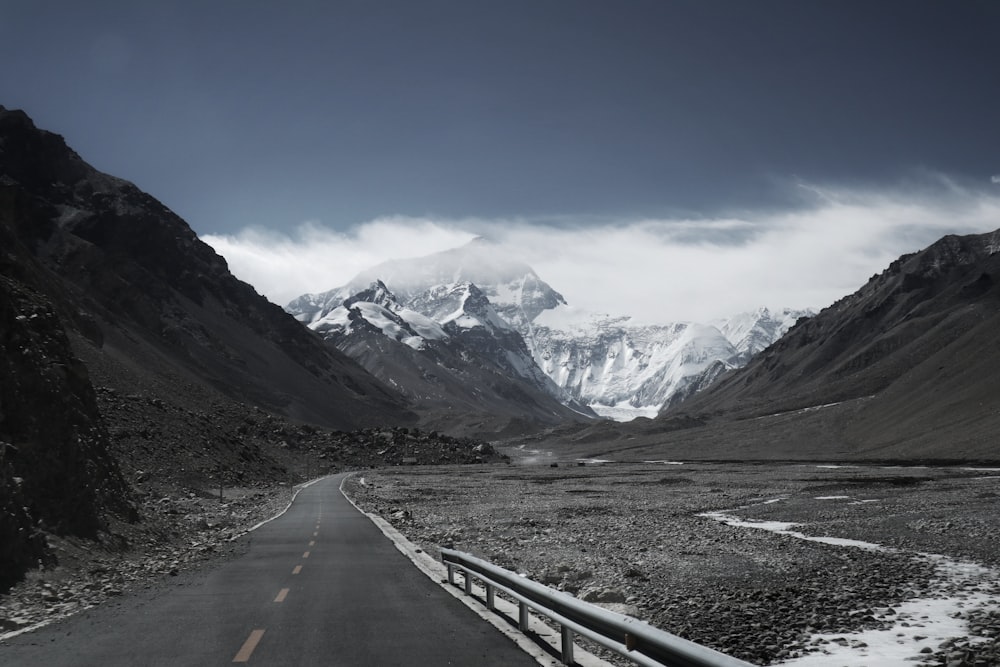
342,461 -> 1000,666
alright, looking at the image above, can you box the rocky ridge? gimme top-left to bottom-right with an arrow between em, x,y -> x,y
618,227 -> 1000,462
300,279 -> 592,435
0,104 -> 425,593
289,240 -> 811,421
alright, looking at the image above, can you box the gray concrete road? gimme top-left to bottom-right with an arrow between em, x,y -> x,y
0,473 -> 538,666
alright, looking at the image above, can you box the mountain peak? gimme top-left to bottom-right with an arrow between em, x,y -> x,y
289,241 -> 567,331
0,105 -> 33,126
343,280 -> 397,310
285,243 -> 814,421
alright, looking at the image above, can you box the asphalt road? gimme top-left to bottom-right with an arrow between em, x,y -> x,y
0,473 -> 538,666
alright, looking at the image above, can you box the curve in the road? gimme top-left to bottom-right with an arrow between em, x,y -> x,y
0,473 -> 541,666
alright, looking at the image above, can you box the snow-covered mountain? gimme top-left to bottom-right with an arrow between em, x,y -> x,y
294,277 -> 592,433
288,239 -> 813,421
301,276 -> 574,401
528,308 -> 739,420
288,237 -> 566,333
311,280 -> 448,351
715,307 -> 813,365
525,305 -> 812,420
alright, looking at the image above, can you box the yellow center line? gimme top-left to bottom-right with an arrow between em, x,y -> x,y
274,588 -> 290,603
292,565 -> 302,575
233,629 -> 265,662
303,550 -> 310,559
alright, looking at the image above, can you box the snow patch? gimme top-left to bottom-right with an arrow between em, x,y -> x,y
396,308 -> 447,340
700,511 -> 888,551
589,403 -> 659,421
702,503 -> 1000,666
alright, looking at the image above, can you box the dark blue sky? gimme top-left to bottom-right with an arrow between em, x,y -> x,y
3,1 -> 1000,237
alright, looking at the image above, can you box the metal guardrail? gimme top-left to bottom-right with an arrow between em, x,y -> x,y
441,548 -> 756,667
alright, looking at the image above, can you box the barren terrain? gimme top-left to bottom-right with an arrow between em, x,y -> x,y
0,425 -> 501,641
343,461 -> 1000,666
0,481 -> 291,638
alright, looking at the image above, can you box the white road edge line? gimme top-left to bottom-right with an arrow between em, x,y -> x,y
0,616 -> 56,642
0,478 -> 331,643
234,476 -> 328,540
338,473 -> 614,667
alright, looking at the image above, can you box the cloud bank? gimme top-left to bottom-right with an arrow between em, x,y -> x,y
203,182 -> 1000,323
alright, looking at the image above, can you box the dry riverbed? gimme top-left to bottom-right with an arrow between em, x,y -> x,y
342,462 -> 1000,666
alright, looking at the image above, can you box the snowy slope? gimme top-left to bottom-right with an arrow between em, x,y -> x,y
294,276 -> 587,414
715,307 -> 815,365
289,238 -> 567,333
530,306 -> 742,420
311,281 -> 446,351
287,240 -> 813,421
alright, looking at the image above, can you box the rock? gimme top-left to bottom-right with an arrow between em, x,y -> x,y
582,587 -> 626,604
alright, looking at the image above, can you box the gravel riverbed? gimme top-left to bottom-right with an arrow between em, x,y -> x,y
343,462 -> 1000,666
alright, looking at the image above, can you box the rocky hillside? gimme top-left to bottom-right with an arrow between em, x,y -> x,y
0,246 -> 134,590
676,230 -> 1000,420
553,229 -> 1000,462
302,280 -> 591,435
0,106 -> 413,430
0,105 -> 417,592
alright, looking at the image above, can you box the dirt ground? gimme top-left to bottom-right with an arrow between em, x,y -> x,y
343,461 -> 1000,666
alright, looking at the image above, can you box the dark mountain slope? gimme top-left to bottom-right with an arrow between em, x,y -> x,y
674,230 -> 1000,419
0,106 -> 417,590
539,230 -> 1000,461
0,106 -> 413,429
0,189 -> 135,590
311,281 -> 591,436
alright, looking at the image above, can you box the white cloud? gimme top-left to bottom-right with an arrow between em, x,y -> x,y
202,218 -> 477,306
203,183 -> 1000,323
992,174 -> 1000,184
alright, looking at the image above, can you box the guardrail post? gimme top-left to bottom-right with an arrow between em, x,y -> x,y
561,625 -> 575,665
447,563 -> 455,586
486,583 -> 496,611
464,570 -> 473,595
519,601 -> 529,632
